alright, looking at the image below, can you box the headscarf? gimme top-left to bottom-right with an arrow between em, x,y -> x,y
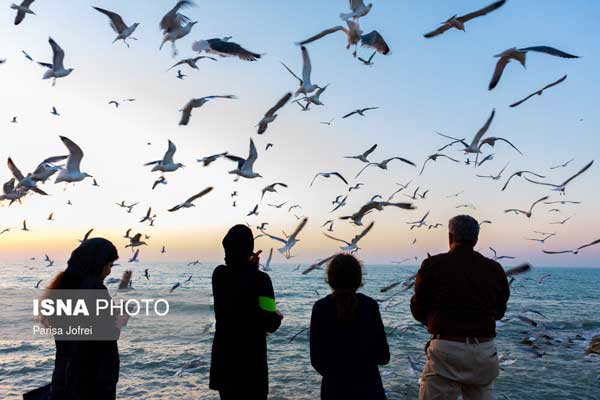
222,224 -> 254,267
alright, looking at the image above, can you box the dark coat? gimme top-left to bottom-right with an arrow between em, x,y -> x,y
410,245 -> 510,337
209,263 -> 281,398
310,293 -> 390,400
48,285 -> 120,400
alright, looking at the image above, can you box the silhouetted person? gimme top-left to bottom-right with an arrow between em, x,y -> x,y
44,238 -> 122,400
411,215 -> 510,400
310,254 -> 390,400
210,225 -> 283,400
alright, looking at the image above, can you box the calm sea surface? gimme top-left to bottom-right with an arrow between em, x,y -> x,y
1,262 -> 599,399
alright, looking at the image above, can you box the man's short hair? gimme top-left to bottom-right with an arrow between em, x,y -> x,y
448,215 -> 479,245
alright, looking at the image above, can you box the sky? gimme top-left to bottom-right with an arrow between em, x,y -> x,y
0,0 -> 599,267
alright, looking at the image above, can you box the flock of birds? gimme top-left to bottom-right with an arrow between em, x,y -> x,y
2,0 -> 599,388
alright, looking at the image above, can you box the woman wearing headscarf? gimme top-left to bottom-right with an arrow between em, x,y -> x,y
310,254 -> 390,400
209,224 -> 283,400
43,237 -> 123,400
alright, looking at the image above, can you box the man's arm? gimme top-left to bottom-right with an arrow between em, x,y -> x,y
410,259 -> 433,326
258,272 -> 282,333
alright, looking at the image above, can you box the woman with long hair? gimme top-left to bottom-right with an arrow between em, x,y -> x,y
310,254 -> 390,400
209,224 -> 283,400
45,237 -> 123,400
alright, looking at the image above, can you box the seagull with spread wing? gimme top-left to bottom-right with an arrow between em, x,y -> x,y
261,182 -> 288,201
262,217 -> 308,258
310,172 -> 348,187
167,55 -> 216,71
460,109 -> 495,153
407,211 -> 430,230
281,46 -> 320,97
489,46 -> 579,90
502,170 -> 546,191
489,247 -> 515,260
257,92 -> 292,134
324,221 -> 374,252
38,38 -> 74,86
476,163 -> 509,180
12,0 -> 36,25
504,196 -> 549,218
159,0 -> 197,57
355,156 -> 416,179
93,6 -> 139,47
543,238 -> 600,255
423,0 -> 506,38
168,187 -> 213,212
296,21 -> 362,55
342,107 -> 378,119
340,0 -> 372,21
54,136 -> 92,184
192,37 -> 262,61
145,140 -> 184,173
419,153 -> 460,176
510,75 -> 568,108
523,160 -> 593,194
340,201 -> 415,226
179,95 -> 237,126
344,144 -> 377,163
227,139 -> 262,179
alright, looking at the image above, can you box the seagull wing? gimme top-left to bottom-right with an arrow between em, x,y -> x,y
470,109 -> 495,147
209,39 -> 262,61
353,221 -> 374,244
355,163 -> 374,179
389,157 -> 417,167
458,0 -> 507,23
342,110 -> 359,118
163,140 -> 176,164
360,31 -> 390,55
323,232 -> 350,246
522,176 -> 557,188
542,249 -> 574,255
60,136 -> 83,174
179,101 -> 193,125
297,26 -> 346,46
93,7 -> 127,33
185,186 -> 213,203
529,196 -> 550,213
242,138 -> 258,171
83,228 -> 94,241
289,217 -> 308,240
40,155 -> 68,165
363,144 -> 378,157
265,92 -> 292,117
510,75 -> 567,108
489,56 -> 510,90
518,46 -> 579,59
262,231 -> 288,245
419,158 -> 431,176
280,61 -> 302,83
576,238 -> 600,252
332,172 -> 348,185
501,172 -> 518,191
349,0 -> 366,12
49,37 -> 65,70
423,24 -> 452,39
7,158 -> 25,180
300,46 -> 312,85
160,0 -> 193,31
509,91 -> 539,108
560,160 -> 593,187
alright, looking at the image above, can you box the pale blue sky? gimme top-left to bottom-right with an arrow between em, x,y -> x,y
0,0 -> 599,267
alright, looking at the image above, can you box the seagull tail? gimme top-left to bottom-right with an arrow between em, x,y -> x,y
339,12 -> 353,21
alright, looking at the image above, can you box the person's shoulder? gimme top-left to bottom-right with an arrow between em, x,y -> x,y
419,252 -> 447,271
357,292 -> 377,305
256,269 -> 273,284
212,264 -> 227,278
313,294 -> 333,309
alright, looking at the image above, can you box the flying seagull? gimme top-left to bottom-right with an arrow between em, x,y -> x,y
176,70 -> 186,79
302,254 -> 336,275
407,211 -> 430,230
159,0 -> 197,57
126,233 -> 147,248
192,37 -> 262,61
501,170 -> 546,191
145,140 -> 184,172
168,187 -> 213,212
419,153 -> 460,176
6,158 -> 48,195
92,6 -> 140,47
423,0 -> 506,38
179,95 -> 237,126
280,46 -> 320,97
479,136 -> 522,155
152,176 -> 167,190
310,172 -> 348,187
543,238 -> 600,255
476,163 -> 509,180
196,152 -> 228,166
550,158 -> 574,170
489,247 -> 515,260
247,204 -> 259,217
262,217 -> 308,258
523,160 -> 593,194
510,75 -> 568,108
459,109 -> 496,153
344,144 -> 377,163
128,249 -> 140,263
342,107 -> 378,119
340,0 -> 372,21
257,92 -> 292,134
226,138 -> 262,179
504,196 -> 549,218
12,0 -> 36,25
167,55 -> 216,71
489,46 -> 579,90
261,182 -> 288,201
340,201 -> 415,226
55,136 -> 92,184
38,38 -> 74,86
356,157 -> 416,179
324,221 -> 374,252
50,106 -> 59,116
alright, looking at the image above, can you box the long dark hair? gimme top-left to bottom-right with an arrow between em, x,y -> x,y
327,254 -> 363,321
222,224 -> 254,267
48,238 -> 119,290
